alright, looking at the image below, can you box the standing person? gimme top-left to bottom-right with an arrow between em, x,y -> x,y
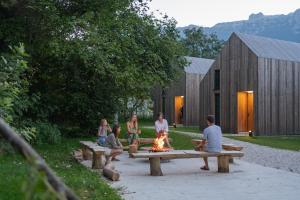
105,124 -> 123,162
155,112 -> 172,148
126,114 -> 141,145
97,119 -> 112,146
197,115 -> 222,170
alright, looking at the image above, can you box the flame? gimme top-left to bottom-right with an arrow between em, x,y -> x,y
151,133 -> 167,151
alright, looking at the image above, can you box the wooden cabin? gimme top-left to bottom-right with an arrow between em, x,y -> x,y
199,32 -> 300,135
152,56 -> 214,126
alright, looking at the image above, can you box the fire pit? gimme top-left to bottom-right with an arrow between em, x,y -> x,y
150,133 -> 173,152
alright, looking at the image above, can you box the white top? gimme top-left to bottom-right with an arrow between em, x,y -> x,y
155,119 -> 169,134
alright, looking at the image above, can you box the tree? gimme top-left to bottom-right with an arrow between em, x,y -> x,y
0,0 -> 186,132
182,27 -> 223,59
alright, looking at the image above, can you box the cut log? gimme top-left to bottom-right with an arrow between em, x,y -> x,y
222,144 -> 243,151
103,162 -> 119,181
82,147 -> 93,160
92,151 -> 104,169
149,157 -> 163,176
218,155 -> 230,173
128,144 -> 138,154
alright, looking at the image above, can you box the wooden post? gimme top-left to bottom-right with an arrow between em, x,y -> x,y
149,157 -> 163,176
218,156 -> 230,173
92,151 -> 104,169
128,144 -> 138,155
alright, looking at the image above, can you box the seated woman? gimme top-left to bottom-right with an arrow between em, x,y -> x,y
104,124 -> 123,162
97,119 -> 112,146
126,114 -> 141,146
154,112 -> 172,148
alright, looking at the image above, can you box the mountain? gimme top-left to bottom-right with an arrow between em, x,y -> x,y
178,9 -> 300,43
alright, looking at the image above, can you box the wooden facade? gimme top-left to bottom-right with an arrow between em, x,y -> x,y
199,32 -> 300,135
152,57 -> 214,126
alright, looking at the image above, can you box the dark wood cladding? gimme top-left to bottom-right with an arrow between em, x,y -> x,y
257,58 -> 300,135
152,72 -> 204,126
199,33 -> 300,135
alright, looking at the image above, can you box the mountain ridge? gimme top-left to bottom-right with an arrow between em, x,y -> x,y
177,9 -> 300,43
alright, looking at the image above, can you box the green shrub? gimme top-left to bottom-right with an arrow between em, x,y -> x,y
34,123 -> 61,144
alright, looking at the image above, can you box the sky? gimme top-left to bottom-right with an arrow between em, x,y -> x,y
148,0 -> 300,27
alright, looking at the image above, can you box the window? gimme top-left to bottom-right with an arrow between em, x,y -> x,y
215,94 -> 220,125
214,70 -> 220,90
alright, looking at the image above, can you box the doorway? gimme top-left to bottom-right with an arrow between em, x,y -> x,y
237,91 -> 254,132
175,96 -> 184,124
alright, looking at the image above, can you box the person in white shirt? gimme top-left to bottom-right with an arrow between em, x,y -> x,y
154,112 -> 172,147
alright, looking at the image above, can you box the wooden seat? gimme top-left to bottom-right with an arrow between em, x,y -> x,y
131,150 -> 244,176
80,141 -> 107,169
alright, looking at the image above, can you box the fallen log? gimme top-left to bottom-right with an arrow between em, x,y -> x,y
103,162 -> 120,181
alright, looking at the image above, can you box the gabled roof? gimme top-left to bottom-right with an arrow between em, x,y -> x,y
235,32 -> 300,62
184,56 -> 214,75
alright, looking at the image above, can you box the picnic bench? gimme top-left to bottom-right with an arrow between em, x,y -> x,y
80,141 -> 107,169
131,150 -> 244,176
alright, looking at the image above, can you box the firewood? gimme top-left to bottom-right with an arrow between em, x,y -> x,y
103,162 -> 119,181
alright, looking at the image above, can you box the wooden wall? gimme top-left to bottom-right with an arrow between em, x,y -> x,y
199,33 -> 258,133
152,71 -> 205,126
151,73 -> 185,124
185,73 -> 205,125
257,58 -> 300,135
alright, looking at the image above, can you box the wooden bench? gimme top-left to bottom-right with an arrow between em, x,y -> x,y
191,139 -> 243,163
80,141 -> 107,169
131,150 -> 244,176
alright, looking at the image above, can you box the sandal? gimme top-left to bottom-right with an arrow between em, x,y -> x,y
200,166 -> 209,170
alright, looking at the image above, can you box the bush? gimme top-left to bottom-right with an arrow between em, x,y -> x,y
34,123 -> 61,144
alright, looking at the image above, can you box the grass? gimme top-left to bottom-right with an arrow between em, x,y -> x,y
226,136 -> 300,151
169,126 -> 200,133
0,122 -> 195,199
0,137 -> 122,200
134,123 -> 195,150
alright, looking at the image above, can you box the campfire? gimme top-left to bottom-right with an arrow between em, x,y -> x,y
151,133 -> 172,152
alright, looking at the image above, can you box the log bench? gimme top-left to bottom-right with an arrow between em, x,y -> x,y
80,141 -> 107,169
119,137 -> 173,146
131,150 -> 244,176
191,139 -> 243,163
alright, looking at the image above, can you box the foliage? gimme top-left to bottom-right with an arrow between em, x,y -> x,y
34,122 -> 62,145
0,43 -> 36,142
0,0 -> 186,133
181,27 -> 224,59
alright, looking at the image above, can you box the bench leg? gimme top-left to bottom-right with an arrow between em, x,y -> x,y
149,157 -> 163,176
218,156 -> 230,173
92,151 -> 104,169
82,146 -> 92,160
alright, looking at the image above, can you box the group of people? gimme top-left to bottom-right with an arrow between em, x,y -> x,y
97,113 -> 222,171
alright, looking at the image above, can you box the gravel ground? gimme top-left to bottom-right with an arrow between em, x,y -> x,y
170,129 -> 300,174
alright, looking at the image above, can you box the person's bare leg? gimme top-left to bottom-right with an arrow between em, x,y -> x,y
201,157 -> 209,170
111,149 -> 123,160
164,137 -> 171,148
